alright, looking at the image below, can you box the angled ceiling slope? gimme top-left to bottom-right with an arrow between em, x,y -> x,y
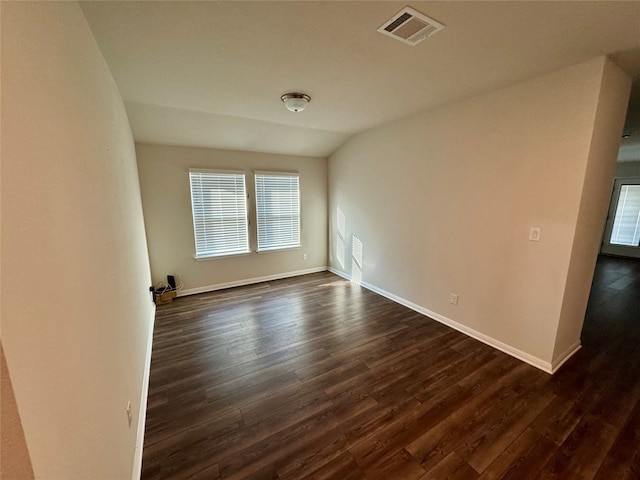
80,1 -> 640,158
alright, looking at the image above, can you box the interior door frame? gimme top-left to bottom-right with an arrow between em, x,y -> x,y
601,177 -> 640,258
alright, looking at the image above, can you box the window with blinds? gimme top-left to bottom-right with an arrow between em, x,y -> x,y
255,172 -> 301,252
189,170 -> 250,258
610,184 -> 640,247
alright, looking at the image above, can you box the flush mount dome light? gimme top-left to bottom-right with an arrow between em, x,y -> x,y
281,93 -> 311,112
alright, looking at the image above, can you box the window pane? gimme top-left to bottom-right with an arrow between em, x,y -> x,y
610,185 -> 640,247
189,171 -> 249,258
255,173 -> 300,252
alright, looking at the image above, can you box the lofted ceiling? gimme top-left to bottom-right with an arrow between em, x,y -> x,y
79,1 -> 640,158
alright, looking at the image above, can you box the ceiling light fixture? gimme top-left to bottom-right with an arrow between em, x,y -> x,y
281,93 -> 311,112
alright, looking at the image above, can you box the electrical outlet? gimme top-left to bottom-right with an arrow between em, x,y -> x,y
450,293 -> 459,305
126,401 -> 132,427
303,253 -> 308,261
529,227 -> 541,242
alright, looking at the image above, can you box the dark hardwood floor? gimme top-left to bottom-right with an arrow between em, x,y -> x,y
141,255 -> 640,479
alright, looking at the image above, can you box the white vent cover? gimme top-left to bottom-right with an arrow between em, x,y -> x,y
377,6 -> 445,46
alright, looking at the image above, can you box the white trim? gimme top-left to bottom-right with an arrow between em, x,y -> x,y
132,307 -> 156,480
194,250 -> 251,261
328,267 -> 562,375
177,266 -> 328,297
254,170 -> 299,177
188,167 -> 245,175
256,246 -> 301,254
551,341 -> 581,373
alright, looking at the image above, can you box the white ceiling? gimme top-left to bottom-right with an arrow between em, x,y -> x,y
80,1 -> 640,158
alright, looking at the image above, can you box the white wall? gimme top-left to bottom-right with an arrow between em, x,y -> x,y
136,143 -> 327,294
1,2 -> 154,479
553,60 -> 632,361
329,57 -> 629,371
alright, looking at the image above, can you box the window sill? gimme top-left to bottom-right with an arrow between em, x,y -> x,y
194,250 -> 251,261
256,246 -> 301,254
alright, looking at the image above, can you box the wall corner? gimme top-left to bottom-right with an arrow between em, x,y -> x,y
552,58 -> 632,365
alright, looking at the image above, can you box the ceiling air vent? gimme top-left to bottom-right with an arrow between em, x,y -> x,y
377,6 -> 445,46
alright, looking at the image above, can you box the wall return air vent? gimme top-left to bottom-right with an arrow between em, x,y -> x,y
377,6 -> 445,46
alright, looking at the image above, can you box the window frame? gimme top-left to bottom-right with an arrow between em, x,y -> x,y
188,168 -> 250,260
254,171 -> 301,253
601,177 -> 640,258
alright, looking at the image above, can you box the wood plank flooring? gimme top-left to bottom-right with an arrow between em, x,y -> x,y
142,255 -> 640,479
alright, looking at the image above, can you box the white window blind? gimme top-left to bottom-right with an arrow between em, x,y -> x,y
610,185 -> 640,247
189,170 -> 250,258
255,172 -> 300,252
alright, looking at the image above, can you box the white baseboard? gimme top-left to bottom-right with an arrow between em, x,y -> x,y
132,306 -> 156,480
328,267 -> 571,375
177,266 -> 329,297
551,341 -> 581,373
